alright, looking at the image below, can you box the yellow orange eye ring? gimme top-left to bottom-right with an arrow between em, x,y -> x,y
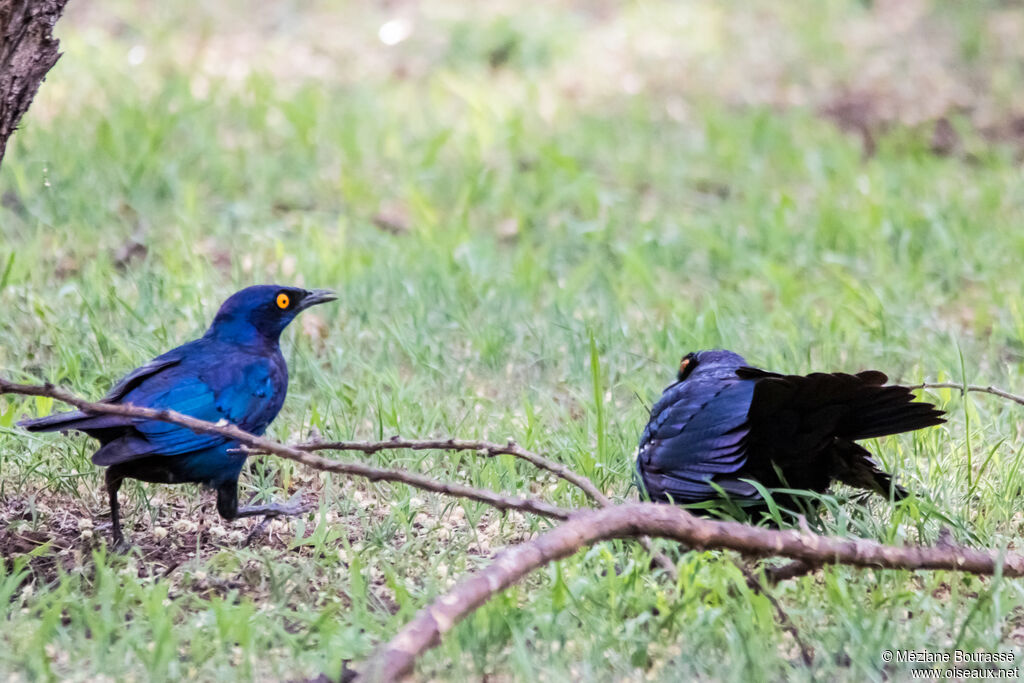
276,293 -> 290,309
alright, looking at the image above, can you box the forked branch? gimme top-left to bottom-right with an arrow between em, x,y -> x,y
3,377 -> 678,575
913,381 -> 1024,407
281,436 -> 679,577
288,437 -> 611,505
357,503 -> 1024,682
0,378 -> 571,520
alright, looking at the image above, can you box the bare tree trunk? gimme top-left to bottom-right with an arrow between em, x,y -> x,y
0,0 -> 68,164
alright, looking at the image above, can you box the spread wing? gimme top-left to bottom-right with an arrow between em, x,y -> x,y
637,378 -> 758,502
739,367 -> 945,452
735,366 -> 944,496
635,363 -> 944,506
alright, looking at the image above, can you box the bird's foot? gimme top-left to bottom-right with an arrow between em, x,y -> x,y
109,531 -> 131,554
236,492 -> 313,547
97,519 -> 131,552
234,499 -> 312,519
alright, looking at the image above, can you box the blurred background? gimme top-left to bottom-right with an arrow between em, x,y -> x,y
5,0 -> 1024,372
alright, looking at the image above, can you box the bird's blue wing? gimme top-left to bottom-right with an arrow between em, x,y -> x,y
637,378 -> 758,502
102,352 -> 184,403
92,359 -> 285,465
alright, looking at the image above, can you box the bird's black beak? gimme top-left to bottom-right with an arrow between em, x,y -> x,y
298,289 -> 337,310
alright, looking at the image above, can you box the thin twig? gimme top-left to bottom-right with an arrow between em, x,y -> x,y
0,378 -> 571,521
5,377 -> 676,574
761,559 -> 819,585
912,382 -> 1024,407
357,503 -> 1024,682
289,437 -> 610,505
737,564 -> 814,665
282,437 -> 679,578
243,517 -> 274,547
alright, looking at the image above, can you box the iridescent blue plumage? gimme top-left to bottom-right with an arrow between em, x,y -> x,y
20,285 -> 336,546
638,350 -> 759,502
636,349 -> 945,514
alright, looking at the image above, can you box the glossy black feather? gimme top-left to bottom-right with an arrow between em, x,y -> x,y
636,349 -> 945,511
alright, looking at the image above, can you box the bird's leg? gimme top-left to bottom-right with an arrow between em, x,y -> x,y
216,481 -> 310,520
216,482 -> 311,548
105,467 -> 128,550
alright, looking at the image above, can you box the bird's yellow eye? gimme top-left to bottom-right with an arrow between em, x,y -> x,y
276,293 -> 290,309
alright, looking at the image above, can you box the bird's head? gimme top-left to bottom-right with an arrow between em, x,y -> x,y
676,349 -> 748,381
207,285 -> 336,345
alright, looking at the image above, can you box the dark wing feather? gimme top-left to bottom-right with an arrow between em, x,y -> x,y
102,354 -> 186,403
745,369 -> 945,443
827,440 -> 909,500
741,367 -> 944,496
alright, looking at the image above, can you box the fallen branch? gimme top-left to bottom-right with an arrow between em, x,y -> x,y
0,378 -> 571,520
357,503 -> 1024,682
289,437 -> 610,505
4,377 -> 681,575
284,436 -> 679,577
913,381 -> 1024,408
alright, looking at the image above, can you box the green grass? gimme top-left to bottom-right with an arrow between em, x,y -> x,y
3,0 -> 1024,680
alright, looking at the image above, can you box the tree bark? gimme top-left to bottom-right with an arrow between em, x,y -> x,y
0,0 -> 68,164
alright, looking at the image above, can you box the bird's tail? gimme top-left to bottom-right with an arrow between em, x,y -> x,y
19,410 -> 125,434
829,439 -> 909,500
19,410 -> 91,432
825,371 -> 945,440
739,367 -> 946,440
